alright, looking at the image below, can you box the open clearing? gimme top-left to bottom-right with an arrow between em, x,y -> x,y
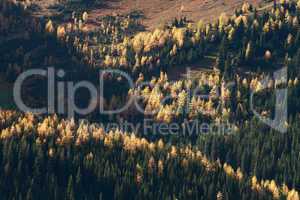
88,0 -> 268,30
30,0 -> 270,30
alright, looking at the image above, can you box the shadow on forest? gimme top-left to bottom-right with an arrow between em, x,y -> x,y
0,2 -> 139,122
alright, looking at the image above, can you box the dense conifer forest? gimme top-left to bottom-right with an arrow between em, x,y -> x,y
0,0 -> 300,199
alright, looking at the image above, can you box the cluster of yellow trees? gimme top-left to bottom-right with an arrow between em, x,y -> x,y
4,0 -> 300,76
128,71 -> 221,123
129,70 -> 299,124
65,0 -> 300,72
3,0 -> 298,78
251,176 -> 299,200
36,7 -> 202,71
0,112 -> 35,139
0,109 -> 298,199
218,1 -> 299,40
248,75 -> 298,92
0,110 -> 18,129
44,10 -> 143,68
0,111 -> 219,173
102,26 -> 200,70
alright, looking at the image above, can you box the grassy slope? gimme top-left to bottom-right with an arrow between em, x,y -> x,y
88,0 -> 269,30
27,0 -> 270,30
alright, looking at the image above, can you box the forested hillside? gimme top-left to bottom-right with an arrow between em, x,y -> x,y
0,0 -> 300,199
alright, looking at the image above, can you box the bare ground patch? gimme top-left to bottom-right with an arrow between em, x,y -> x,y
88,0 -> 268,30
